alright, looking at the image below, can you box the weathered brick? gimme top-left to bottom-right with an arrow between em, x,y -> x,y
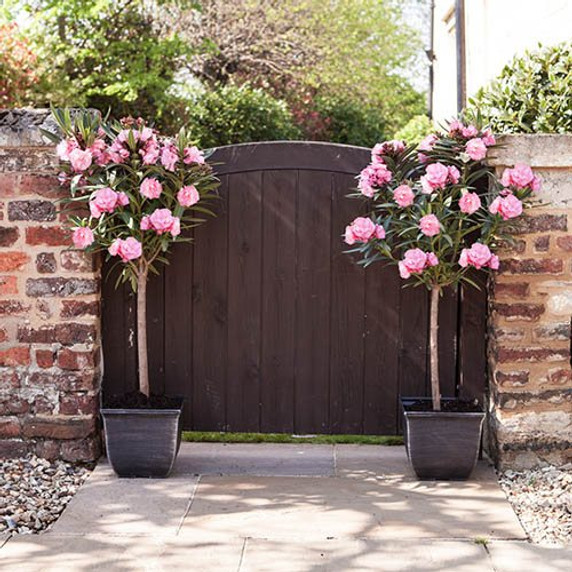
493,303 -> 545,321
0,370 -> 20,389
0,226 -> 19,247
0,300 -> 30,315
493,282 -> 529,298
55,323 -> 97,345
60,250 -> 95,272
61,300 -> 99,318
29,371 -> 98,392
60,393 -> 98,416
0,346 -> 30,366
0,275 -> 18,295
19,175 -> 64,198
0,418 -> 21,438
501,258 -> 563,275
498,238 -> 526,254
493,327 -> 525,341
0,251 -> 30,271
556,236 -> 572,252
0,327 -> 7,342
35,440 -> 60,460
60,437 -> 101,462
26,226 -> 70,246
497,346 -> 570,363
35,299 -> 53,320
22,416 -> 96,440
545,368 -> 572,385
0,396 -> 29,415
495,370 -> 529,386
0,174 -> 17,197
0,439 -> 29,458
513,214 -> 567,234
18,325 -> 56,344
35,252 -> 57,273
533,236 -> 550,252
534,323 -> 571,341
26,277 -> 98,297
8,200 -> 56,222
58,348 -> 96,370
36,349 -> 56,369
32,395 -> 56,415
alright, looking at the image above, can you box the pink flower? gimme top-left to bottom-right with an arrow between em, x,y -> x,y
140,140 -> 160,165
177,185 -> 200,207
107,140 -> 130,164
393,184 -> 415,207
489,194 -> 523,220
56,138 -> 78,161
418,134 -> 438,152
461,125 -> 478,138
89,187 -> 124,219
419,214 -> 441,236
420,163 -> 449,193
161,145 -> 179,171
140,178 -> 163,199
398,248 -> 438,279
89,138 -> 109,166
170,216 -> 181,237
458,191 -> 481,215
482,128 -> 496,147
72,227 -> 94,249
183,146 -> 205,165
459,242 -> 498,270
108,237 -> 142,262
140,216 -> 151,230
358,163 -> 392,196
144,208 -> 181,237
448,166 -> 460,184
117,192 -> 129,206
501,164 -> 541,191
465,138 -> 487,161
344,217 -> 384,245
372,140 -> 405,162
69,148 -> 93,172
448,120 -> 463,135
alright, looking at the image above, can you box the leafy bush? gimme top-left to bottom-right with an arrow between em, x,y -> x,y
393,114 -> 434,144
183,84 -> 301,148
469,43 -> 572,133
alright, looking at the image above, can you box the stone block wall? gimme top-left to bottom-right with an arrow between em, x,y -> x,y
488,135 -> 572,469
0,109 -> 101,461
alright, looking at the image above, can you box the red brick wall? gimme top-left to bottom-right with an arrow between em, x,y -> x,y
487,135 -> 572,469
0,110 -> 101,461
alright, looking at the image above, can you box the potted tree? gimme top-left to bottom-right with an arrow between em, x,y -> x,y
47,109 -> 220,478
345,120 -> 540,480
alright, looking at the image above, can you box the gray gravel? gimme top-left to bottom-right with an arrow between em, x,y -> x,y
499,465 -> 571,546
0,456 -> 92,535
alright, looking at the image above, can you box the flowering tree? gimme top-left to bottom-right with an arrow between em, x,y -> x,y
47,109 -> 219,398
345,120 -> 540,411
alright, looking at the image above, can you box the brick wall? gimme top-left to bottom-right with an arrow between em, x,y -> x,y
487,135 -> 572,469
0,110 -> 101,462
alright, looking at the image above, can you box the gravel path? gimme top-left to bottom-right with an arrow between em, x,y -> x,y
0,456 -> 92,535
499,465 -> 571,546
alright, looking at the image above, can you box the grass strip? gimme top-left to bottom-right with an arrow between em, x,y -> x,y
182,431 -> 404,446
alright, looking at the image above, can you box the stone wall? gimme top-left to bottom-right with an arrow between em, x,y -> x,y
0,109 -> 101,462
487,135 -> 572,469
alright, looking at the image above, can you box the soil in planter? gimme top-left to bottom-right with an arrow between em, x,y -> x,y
103,391 -> 181,410
404,399 -> 483,413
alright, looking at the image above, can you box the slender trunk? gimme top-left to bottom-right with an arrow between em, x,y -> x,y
429,286 -> 441,411
137,267 -> 150,397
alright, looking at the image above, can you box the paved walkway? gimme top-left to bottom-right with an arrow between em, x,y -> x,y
1,443 -> 570,571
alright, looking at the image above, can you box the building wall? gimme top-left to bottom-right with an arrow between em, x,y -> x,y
432,0 -> 572,124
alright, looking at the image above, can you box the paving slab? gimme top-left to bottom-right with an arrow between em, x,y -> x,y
487,541 -> 572,572
0,534 -> 166,572
50,474 -> 198,536
172,442 -> 335,477
180,475 -> 525,541
0,532 -> 11,549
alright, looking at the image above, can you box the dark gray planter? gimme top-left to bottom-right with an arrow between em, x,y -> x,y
101,399 -> 183,478
401,397 -> 485,481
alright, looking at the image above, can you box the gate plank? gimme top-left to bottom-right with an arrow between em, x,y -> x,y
260,170 -> 297,432
295,171 -> 332,434
227,172 -> 263,432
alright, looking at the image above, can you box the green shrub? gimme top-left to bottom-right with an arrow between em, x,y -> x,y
469,42 -> 572,134
183,84 -> 301,148
393,114 -> 434,144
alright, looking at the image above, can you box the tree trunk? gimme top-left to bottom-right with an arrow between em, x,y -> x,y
137,268 -> 150,397
429,286 -> 441,411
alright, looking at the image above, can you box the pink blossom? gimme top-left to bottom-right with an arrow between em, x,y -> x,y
489,194 -> 523,220
459,242 -> 498,270
89,187 -> 124,218
177,185 -> 200,207
501,164 -> 541,191
144,208 -> 181,237
117,192 -> 129,206
72,227 -> 94,249
372,140 -> 405,162
465,138 -> 487,161
69,148 -> 93,172
418,134 -> 438,152
448,166 -> 460,184
108,237 -> 142,262
107,140 -> 130,164
140,216 -> 151,230
458,191 -> 481,215
170,216 -> 181,237
358,163 -> 392,196
140,140 -> 160,165
419,214 -> 441,236
420,163 -> 449,193
140,178 -> 163,199
89,139 -> 108,165
482,128 -> 496,147
161,145 -> 179,171
461,125 -> 478,138
393,184 -> 415,207
344,217 -> 384,245
398,248 -> 438,279
56,138 -> 78,161
448,120 -> 463,135
183,146 -> 205,165
139,127 -> 154,142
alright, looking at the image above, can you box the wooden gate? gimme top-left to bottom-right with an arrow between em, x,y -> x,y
102,142 -> 487,434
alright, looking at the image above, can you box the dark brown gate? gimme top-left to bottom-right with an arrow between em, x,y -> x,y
102,142 -> 487,434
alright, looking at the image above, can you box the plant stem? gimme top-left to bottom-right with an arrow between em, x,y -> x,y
429,285 -> 441,411
137,265 -> 150,397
